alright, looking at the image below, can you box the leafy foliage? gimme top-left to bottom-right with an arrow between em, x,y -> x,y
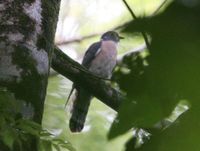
109,1 -> 200,151
40,130 -> 75,151
0,89 -> 75,151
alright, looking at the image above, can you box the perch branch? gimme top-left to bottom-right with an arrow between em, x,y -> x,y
52,46 -> 125,111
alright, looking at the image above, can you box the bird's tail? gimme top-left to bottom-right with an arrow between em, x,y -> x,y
69,89 -> 92,132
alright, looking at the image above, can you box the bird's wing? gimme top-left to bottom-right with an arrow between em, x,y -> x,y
68,42 -> 101,132
82,41 -> 101,68
65,42 -> 101,108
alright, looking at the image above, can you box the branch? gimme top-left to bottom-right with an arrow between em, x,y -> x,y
55,0 -> 168,46
152,0 -> 168,16
55,21 -> 131,46
52,46 -> 125,111
52,0 -> 167,110
122,0 -> 137,19
122,0 -> 150,49
56,32 -> 102,45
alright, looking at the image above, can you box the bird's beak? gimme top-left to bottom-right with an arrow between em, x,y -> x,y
119,36 -> 124,39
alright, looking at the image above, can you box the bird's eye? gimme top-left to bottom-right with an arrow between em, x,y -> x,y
111,33 -> 115,38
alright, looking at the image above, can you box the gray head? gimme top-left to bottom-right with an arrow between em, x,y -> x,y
101,31 -> 124,42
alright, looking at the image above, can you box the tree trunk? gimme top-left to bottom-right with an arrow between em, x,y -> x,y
0,0 -> 60,150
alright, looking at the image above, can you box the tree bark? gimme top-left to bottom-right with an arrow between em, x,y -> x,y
0,0 -> 60,150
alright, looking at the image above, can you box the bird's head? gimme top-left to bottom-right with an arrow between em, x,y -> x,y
101,31 -> 124,42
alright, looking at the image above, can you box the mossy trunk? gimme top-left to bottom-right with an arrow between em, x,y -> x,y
0,0 -> 60,150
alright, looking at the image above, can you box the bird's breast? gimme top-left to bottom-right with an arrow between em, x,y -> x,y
89,40 -> 117,78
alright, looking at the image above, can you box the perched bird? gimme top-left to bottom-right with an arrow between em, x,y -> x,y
69,31 -> 123,132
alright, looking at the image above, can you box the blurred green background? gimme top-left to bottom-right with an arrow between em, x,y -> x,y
42,1 -> 168,150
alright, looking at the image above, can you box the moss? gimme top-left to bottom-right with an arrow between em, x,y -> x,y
0,1 -> 36,40
0,1 -> 61,150
38,0 -> 61,55
6,44 -> 44,121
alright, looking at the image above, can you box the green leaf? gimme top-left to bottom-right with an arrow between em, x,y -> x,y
128,109 -> 200,151
109,1 -> 200,139
18,119 -> 41,130
16,119 -> 41,136
52,143 -> 61,151
53,138 -> 76,151
1,128 -> 17,150
40,140 -> 53,151
40,130 -> 53,137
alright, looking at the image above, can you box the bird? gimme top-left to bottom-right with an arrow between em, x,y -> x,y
69,31 -> 123,132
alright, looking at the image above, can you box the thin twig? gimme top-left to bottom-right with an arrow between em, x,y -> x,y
122,0 -> 137,20
65,86 -> 75,107
55,0 -> 168,46
152,0 -> 168,16
56,33 -> 101,45
122,0 -> 150,49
